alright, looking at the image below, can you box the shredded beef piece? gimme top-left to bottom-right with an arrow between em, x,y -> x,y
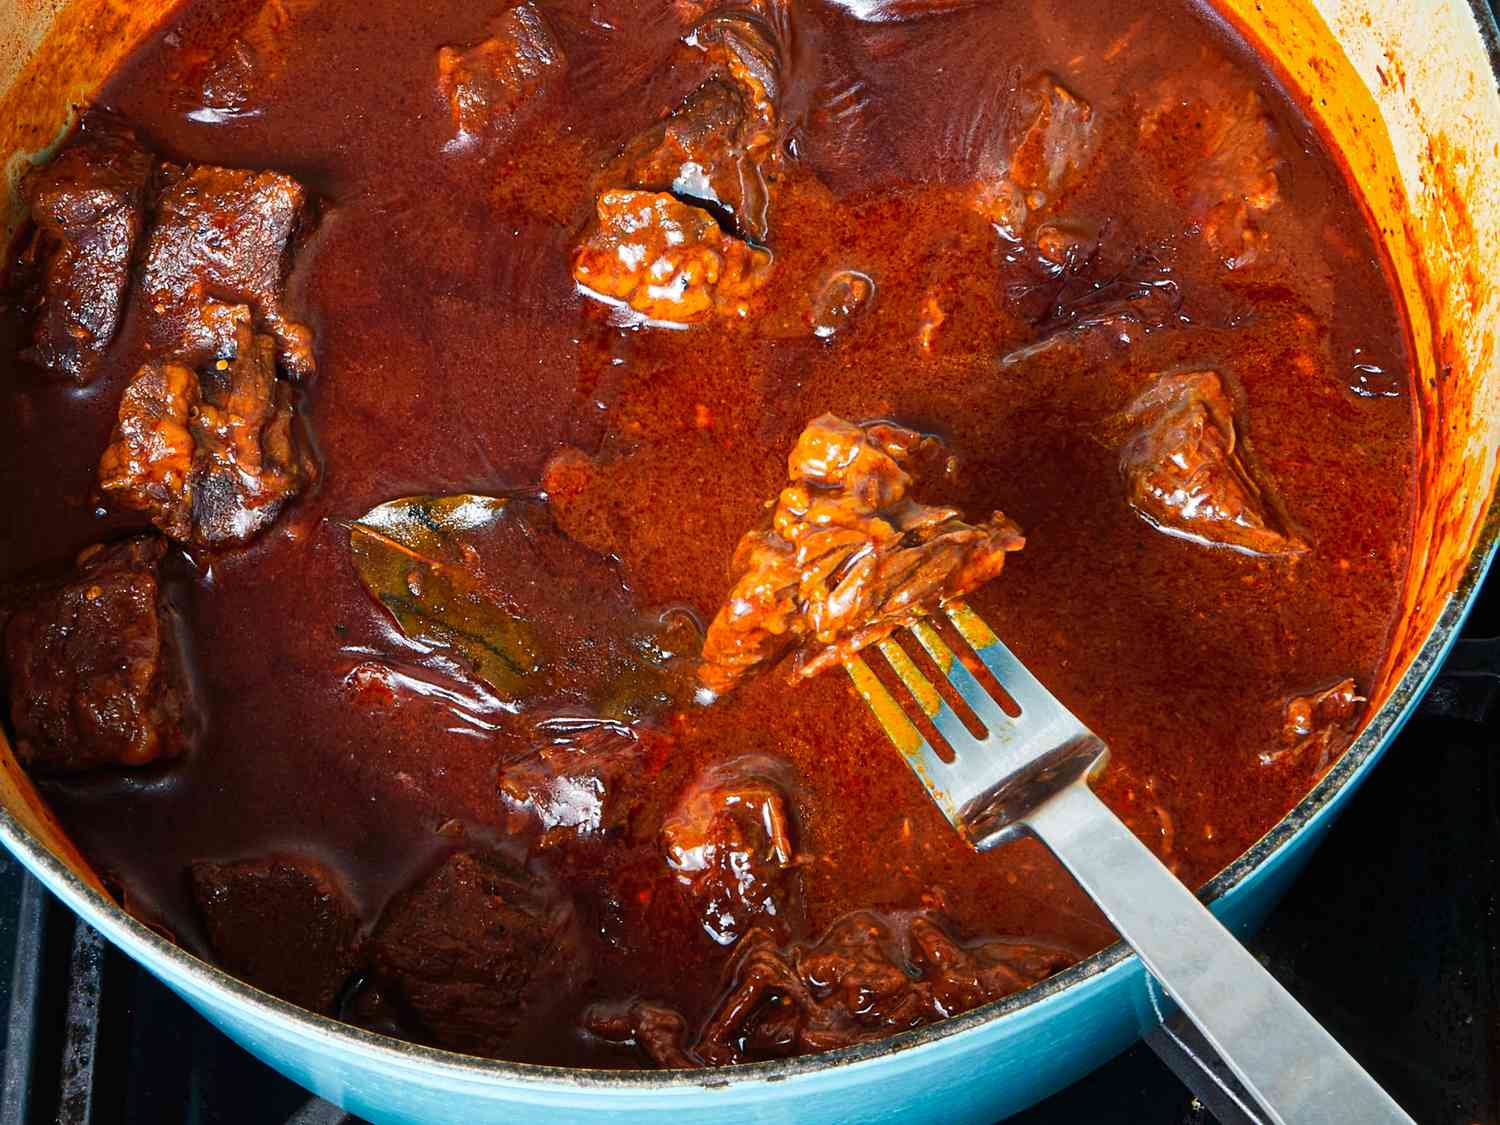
572,190 -> 772,323
612,12 -> 782,242
3,537 -> 189,774
140,164 -> 316,377
436,2 -> 565,141
586,1000 -> 698,1067
975,73 -> 1099,238
18,117 -> 154,382
591,910 -> 1068,1066
1263,677 -> 1363,770
369,850 -> 584,1053
1119,370 -> 1304,557
189,855 -> 362,1014
661,754 -> 801,945
699,414 -> 1023,694
1139,63 -> 1284,269
99,304 -> 316,546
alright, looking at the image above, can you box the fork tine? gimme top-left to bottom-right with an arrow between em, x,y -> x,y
844,654 -> 968,829
908,618 -> 1014,734
944,602 -> 1068,720
875,637 -> 982,757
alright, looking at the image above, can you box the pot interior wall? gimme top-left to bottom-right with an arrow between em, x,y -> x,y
0,0 -> 1496,1015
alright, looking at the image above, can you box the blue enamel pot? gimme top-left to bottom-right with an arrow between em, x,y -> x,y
2,0 -> 1499,1120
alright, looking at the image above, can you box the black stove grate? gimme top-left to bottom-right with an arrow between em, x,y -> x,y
2,589 -> 1498,1124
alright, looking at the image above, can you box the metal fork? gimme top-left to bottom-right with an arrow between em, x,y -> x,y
845,602 -> 1413,1125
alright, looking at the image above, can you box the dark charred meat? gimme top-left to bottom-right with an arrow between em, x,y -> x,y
1118,370 -> 1305,557
139,164 -> 316,377
98,304 -> 316,546
17,118 -> 153,382
189,854 -> 362,1013
368,850 -> 584,1053
3,538 -> 189,774
700,415 -> 1023,694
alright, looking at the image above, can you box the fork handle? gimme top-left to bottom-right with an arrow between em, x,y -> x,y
1023,781 -> 1413,1125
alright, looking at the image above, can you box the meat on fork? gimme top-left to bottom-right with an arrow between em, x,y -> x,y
2,537 -> 191,775
17,116 -> 154,383
99,303 -> 317,547
699,414 -> 1024,695
140,164 -> 317,377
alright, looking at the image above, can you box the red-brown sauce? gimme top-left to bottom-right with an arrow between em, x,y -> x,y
0,0 -> 1414,1066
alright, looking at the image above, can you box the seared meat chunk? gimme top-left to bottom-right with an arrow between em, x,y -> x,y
572,190 -> 771,323
99,305 -> 316,546
1119,370 -> 1304,557
189,855 -> 362,1014
590,910 -> 1068,1066
612,13 -> 781,242
660,754 -> 800,945
369,850 -> 584,1052
498,718 -> 650,844
168,0 -> 320,120
700,415 -> 1023,694
436,2 -> 565,141
3,537 -> 189,774
18,118 -> 153,382
1139,64 -> 1283,269
976,73 -> 1098,238
140,164 -> 316,377
1263,677 -> 1363,770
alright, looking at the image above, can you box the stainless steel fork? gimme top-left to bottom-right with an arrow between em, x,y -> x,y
845,602 -> 1413,1125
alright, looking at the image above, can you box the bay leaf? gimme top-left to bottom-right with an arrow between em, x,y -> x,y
349,495 -> 542,697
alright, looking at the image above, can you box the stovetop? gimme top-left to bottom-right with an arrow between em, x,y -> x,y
1,581 -> 1497,1124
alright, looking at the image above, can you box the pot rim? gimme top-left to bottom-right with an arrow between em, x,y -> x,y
2,0 -> 1499,1097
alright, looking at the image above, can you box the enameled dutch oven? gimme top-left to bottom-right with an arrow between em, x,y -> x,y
2,1 -> 1499,1121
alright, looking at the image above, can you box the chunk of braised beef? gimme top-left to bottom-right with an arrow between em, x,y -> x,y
166,0 -> 319,121
1138,62 -> 1284,269
1119,370 -> 1305,557
1263,677 -> 1363,770
17,117 -> 154,383
699,415 -> 1023,694
369,850 -> 584,1053
572,190 -> 772,324
498,718 -> 648,844
99,304 -> 316,547
140,164 -> 316,377
611,13 -> 782,243
188,854 -> 362,1014
592,910 -> 1069,1066
3,537 -> 189,774
660,754 -> 801,945
436,2 -> 565,142
975,73 -> 1099,238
